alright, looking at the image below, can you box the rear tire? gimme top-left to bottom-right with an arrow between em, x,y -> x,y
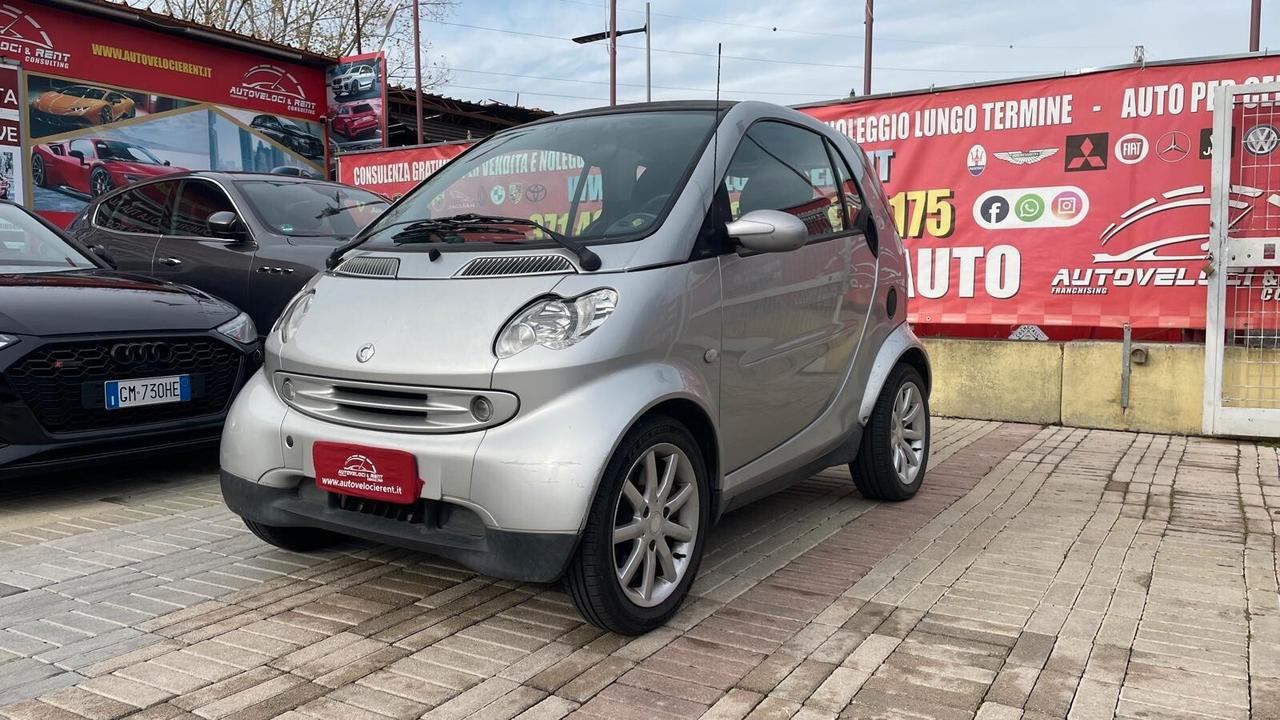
850,364 -> 930,501
566,415 -> 710,635
243,518 -> 341,552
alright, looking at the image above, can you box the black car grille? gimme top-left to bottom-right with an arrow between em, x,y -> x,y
4,337 -> 243,434
334,493 -> 426,523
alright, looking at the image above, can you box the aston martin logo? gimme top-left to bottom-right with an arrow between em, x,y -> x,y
993,148 -> 1059,165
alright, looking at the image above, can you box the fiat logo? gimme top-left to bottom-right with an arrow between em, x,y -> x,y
356,343 -> 375,363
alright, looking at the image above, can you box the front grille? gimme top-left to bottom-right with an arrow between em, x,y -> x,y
4,337 -> 243,434
456,255 -> 574,278
275,372 -> 517,433
336,255 -> 400,278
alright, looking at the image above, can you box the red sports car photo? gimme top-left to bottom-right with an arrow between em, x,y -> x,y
331,101 -> 380,139
31,138 -> 185,198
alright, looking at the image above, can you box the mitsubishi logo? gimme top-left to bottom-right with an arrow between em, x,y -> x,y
1244,124 -> 1279,156
111,342 -> 173,365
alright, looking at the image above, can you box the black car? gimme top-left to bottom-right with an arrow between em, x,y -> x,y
70,172 -> 388,335
250,115 -> 325,161
0,202 -> 259,477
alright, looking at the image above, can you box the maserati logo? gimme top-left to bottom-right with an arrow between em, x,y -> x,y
966,144 -> 987,176
110,342 -> 173,365
993,148 -> 1059,165
356,343 -> 375,363
1244,124 -> 1279,156
1155,131 -> 1191,163
231,64 -> 316,114
0,6 -> 70,69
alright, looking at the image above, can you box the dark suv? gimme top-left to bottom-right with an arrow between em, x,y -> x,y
70,172 -> 388,335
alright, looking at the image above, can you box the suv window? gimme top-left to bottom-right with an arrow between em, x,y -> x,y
170,179 -> 237,237
724,121 -> 844,239
96,181 -> 173,234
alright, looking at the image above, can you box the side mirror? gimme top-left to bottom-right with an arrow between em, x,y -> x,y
726,209 -> 808,253
163,160 -> 171,166
90,244 -> 117,268
207,210 -> 246,241
69,150 -> 86,165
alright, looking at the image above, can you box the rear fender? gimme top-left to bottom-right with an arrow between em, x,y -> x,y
857,323 -> 930,426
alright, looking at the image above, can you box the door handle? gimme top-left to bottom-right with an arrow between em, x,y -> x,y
158,257 -> 182,267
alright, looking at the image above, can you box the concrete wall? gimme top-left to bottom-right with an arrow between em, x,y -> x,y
921,338 -> 1277,436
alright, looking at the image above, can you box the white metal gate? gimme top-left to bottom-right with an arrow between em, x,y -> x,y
1204,82 -> 1280,437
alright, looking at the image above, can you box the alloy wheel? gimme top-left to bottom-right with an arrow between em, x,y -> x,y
890,381 -> 927,485
31,156 -> 43,186
611,442 -> 699,608
91,171 -> 112,197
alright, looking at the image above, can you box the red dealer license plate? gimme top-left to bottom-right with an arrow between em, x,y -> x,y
313,442 -> 422,504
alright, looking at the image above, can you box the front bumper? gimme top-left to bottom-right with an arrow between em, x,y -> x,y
220,470 -> 577,582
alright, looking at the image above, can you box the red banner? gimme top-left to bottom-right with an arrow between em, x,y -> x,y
800,56 -> 1280,331
0,0 -> 326,120
338,142 -> 469,199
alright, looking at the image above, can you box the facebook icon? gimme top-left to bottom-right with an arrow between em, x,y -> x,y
979,195 -> 1009,225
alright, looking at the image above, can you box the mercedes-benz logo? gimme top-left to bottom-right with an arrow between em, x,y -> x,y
111,342 -> 173,365
1155,131 -> 1190,163
1244,124 -> 1279,156
356,343 -> 375,363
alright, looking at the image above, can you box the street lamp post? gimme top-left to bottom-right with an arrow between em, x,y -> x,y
572,8 -> 650,105
413,0 -> 424,144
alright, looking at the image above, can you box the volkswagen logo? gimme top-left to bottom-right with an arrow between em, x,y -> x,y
1244,124 -> 1279,156
111,342 -> 173,365
356,343 -> 375,363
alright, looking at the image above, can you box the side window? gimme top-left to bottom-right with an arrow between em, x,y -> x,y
724,122 -> 844,239
828,141 -> 869,239
170,180 -> 236,237
69,138 -> 93,160
96,181 -> 173,234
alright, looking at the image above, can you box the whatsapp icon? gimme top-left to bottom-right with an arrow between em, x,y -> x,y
1014,194 -> 1045,222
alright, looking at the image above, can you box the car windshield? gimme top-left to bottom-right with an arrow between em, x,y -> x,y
358,110 -> 718,248
60,86 -> 106,99
237,180 -> 388,238
95,141 -> 162,165
0,204 -> 95,274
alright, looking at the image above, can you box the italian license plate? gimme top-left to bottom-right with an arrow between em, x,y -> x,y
104,375 -> 191,410
313,442 -> 421,504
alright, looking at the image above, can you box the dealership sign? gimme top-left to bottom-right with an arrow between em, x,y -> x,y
800,56 -> 1280,330
338,142 -> 469,199
0,0 -> 325,121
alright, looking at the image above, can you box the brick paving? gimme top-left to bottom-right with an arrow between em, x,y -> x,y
0,420 -> 1276,719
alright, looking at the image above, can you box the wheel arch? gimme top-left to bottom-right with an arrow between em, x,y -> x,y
637,397 -> 721,519
857,322 -> 931,427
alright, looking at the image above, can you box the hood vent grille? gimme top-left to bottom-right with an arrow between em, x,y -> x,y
456,255 -> 574,278
336,256 -> 400,278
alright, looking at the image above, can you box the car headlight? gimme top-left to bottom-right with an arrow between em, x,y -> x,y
275,290 -> 314,344
0,334 -> 18,351
495,288 -> 617,359
216,312 -> 257,344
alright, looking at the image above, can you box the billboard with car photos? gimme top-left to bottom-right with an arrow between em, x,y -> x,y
0,0 -> 328,225
327,52 -> 388,156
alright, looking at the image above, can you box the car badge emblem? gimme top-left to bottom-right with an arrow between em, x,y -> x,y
1244,124 -> 1279,156
356,343 -> 375,363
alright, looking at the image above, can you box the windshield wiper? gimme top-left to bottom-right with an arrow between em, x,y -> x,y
316,201 -> 386,219
434,214 -> 602,270
326,214 -> 602,270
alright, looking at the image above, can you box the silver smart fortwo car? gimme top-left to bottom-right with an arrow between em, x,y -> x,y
219,101 -> 931,634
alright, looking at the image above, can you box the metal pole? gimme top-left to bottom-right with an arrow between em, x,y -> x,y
645,2 -> 651,102
609,0 -> 617,105
413,0 -> 423,144
865,0 -> 875,95
1250,0 -> 1262,51
354,0 -> 363,55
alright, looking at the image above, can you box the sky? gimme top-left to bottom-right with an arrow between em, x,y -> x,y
414,0 -> 1279,113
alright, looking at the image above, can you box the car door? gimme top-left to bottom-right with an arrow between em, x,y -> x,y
73,179 -> 175,271
717,121 -> 877,472
153,178 -> 256,312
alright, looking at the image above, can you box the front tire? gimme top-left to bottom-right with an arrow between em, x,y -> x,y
850,364 -> 930,501
566,416 -> 710,635
243,518 -> 341,552
31,154 -> 45,187
89,167 -> 114,197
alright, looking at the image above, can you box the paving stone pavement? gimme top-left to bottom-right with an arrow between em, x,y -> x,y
0,420 -> 1276,720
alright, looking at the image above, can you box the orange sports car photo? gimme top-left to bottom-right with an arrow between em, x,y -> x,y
29,85 -> 136,128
